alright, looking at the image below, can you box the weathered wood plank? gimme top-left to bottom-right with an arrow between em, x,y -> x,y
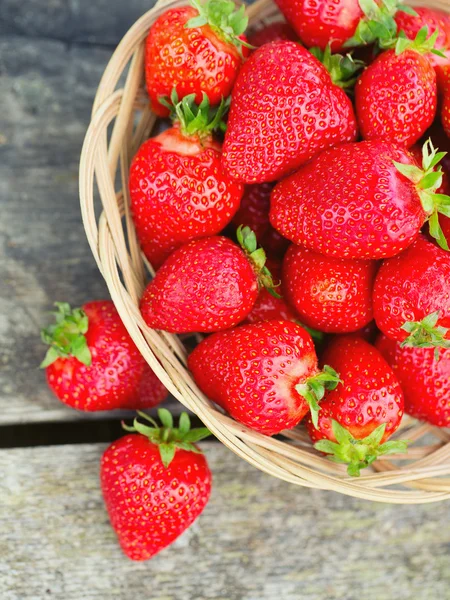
0,37 -> 181,424
1,442 -> 449,600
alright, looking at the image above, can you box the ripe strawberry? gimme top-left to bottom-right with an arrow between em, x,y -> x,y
129,94 -> 243,269
282,244 -> 377,333
145,0 -> 249,117
231,183 -> 289,260
188,320 -> 340,435
245,260 -> 298,325
395,7 -> 450,92
273,0 -> 414,53
307,336 -> 406,476
41,301 -> 167,411
270,139 -> 450,258
140,228 -> 277,333
101,410 -> 211,561
222,41 -> 357,183
248,21 -> 297,47
355,29 -> 442,147
376,334 -> 450,427
373,235 -> 450,349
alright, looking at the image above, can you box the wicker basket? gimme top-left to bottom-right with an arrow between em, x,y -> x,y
80,0 -> 450,504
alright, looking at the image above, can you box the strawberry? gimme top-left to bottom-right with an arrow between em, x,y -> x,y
140,228 -> 277,334
282,244 -> 377,333
273,0 -> 413,53
373,235 -> 450,350
355,30 -> 440,147
188,320 -> 340,435
270,139 -> 450,258
145,0 -> 249,117
129,94 -> 243,269
101,410 -> 211,561
231,183 -> 289,260
41,301 -> 167,411
395,6 -> 450,92
245,260 -> 298,325
307,336 -> 406,476
248,21 -> 297,47
221,41 -> 358,183
376,334 -> 450,427
442,67 -> 450,138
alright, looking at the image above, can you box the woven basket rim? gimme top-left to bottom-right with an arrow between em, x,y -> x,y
79,0 -> 450,504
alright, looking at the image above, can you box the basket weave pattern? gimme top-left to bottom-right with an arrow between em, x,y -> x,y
80,0 -> 450,503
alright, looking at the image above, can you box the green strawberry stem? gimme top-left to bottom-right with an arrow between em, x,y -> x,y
394,139 -> 450,252
236,225 -> 280,298
315,420 -> 409,477
390,26 -> 447,57
309,45 -> 365,90
159,90 -> 230,139
344,0 -> 417,50
40,302 -> 91,368
122,409 -> 211,468
295,366 -> 341,429
186,0 -> 251,54
401,311 -> 450,355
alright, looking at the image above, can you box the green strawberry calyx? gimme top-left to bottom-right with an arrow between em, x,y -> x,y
394,139 -> 450,251
295,366 -> 341,429
315,420 -> 409,477
160,90 -> 230,139
40,302 -> 91,368
186,0 -> 251,55
401,311 -> 450,355
344,0 -> 416,50
123,409 -> 211,468
389,26 -> 447,57
236,225 -> 280,298
309,45 -> 365,90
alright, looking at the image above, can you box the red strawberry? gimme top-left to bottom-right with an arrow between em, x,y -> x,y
248,21 -> 297,47
373,235 -> 450,349
355,31 -> 440,147
140,228 -> 277,333
41,301 -> 167,411
245,260 -> 298,324
145,0 -> 249,117
307,336 -> 406,476
442,67 -> 450,137
129,94 -> 243,269
101,410 -> 211,561
188,320 -> 340,435
231,183 -> 289,260
395,7 -> 450,91
376,334 -> 450,428
282,244 -> 377,333
222,41 -> 357,183
270,139 -> 450,258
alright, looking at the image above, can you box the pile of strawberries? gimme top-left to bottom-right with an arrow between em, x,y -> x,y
41,0 -> 450,561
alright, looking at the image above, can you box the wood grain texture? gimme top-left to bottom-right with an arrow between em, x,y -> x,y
1,442 -> 449,600
0,37 -> 179,424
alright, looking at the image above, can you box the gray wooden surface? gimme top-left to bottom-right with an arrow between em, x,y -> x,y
1,442 -> 450,600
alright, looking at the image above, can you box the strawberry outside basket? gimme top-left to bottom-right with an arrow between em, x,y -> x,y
79,0 -> 450,504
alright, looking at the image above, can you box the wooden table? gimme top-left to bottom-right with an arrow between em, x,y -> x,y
0,1 -> 449,598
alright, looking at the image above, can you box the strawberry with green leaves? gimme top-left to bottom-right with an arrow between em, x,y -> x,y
145,0 -> 249,116
373,235 -> 450,350
273,0 -> 414,53
307,336 -> 406,476
222,41 -> 358,183
355,28 -> 442,147
129,93 -> 243,269
140,227 -> 277,334
189,320 -> 340,435
101,410 -> 211,561
282,244 -> 377,333
376,334 -> 450,428
41,301 -> 167,411
270,139 -> 450,259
